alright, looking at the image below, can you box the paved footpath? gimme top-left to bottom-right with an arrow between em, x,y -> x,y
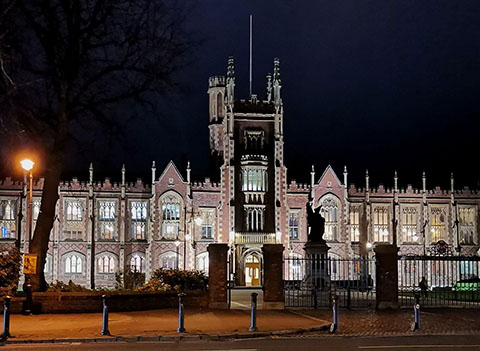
3,308 -> 480,344
295,308 -> 480,337
3,309 -> 329,342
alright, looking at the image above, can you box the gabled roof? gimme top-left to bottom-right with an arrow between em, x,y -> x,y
317,165 -> 343,186
158,160 -> 185,183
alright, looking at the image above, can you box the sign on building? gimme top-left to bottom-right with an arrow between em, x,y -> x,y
23,254 -> 37,274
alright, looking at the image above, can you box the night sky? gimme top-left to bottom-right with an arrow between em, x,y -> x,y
6,1 -> 480,190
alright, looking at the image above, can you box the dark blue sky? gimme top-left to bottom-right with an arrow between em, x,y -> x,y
63,0 -> 479,189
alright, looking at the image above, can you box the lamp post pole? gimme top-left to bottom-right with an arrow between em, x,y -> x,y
27,170 -> 33,246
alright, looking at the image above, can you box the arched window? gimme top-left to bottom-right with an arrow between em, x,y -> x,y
64,253 -> 83,274
217,92 -> 224,118
161,194 -> 181,240
319,196 -> 340,241
44,253 -> 53,274
196,252 -> 209,274
246,207 -> 264,231
0,199 -> 16,239
159,252 -> 179,269
430,206 -> 446,243
97,254 -> 116,274
130,254 -> 145,273
373,206 -> 390,242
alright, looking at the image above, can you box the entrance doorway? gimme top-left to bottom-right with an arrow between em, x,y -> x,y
245,254 -> 261,286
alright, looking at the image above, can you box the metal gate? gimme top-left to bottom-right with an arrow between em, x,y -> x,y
284,257 -> 376,308
398,255 -> 480,307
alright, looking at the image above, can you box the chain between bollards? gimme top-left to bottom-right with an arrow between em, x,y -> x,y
330,294 -> 338,333
412,294 -> 420,331
249,292 -> 258,332
177,293 -> 186,333
100,295 -> 111,336
1,296 -> 11,341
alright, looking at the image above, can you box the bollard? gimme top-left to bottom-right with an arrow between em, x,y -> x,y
412,295 -> 420,331
177,293 -> 186,333
330,295 -> 338,333
100,295 -> 111,336
249,292 -> 258,332
1,296 -> 11,340
23,281 -> 33,315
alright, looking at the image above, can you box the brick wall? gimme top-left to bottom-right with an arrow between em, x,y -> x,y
9,290 -> 208,314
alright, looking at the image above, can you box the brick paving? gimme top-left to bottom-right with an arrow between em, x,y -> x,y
294,308 -> 480,337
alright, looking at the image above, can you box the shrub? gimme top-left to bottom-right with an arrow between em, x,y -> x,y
135,278 -> 172,292
47,280 -> 91,292
0,248 -> 21,297
151,269 -> 208,291
115,269 -> 146,290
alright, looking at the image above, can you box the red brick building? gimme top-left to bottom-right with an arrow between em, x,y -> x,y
0,57 -> 479,288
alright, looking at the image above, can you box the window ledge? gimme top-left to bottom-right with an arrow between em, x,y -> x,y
97,239 -> 117,242
128,239 -> 147,243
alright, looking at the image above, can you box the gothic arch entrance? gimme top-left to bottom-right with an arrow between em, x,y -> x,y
244,252 -> 262,287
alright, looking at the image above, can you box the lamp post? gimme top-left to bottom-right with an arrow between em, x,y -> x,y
20,159 -> 35,246
189,216 -> 202,270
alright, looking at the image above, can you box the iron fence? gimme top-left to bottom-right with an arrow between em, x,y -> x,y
398,255 -> 480,307
283,257 -> 376,308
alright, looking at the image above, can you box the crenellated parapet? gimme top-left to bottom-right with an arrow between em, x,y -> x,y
287,180 -> 310,193
191,178 -> 220,191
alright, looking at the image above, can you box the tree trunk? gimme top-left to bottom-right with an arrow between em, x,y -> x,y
28,151 -> 64,291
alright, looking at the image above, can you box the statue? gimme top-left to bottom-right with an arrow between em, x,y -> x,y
306,200 -> 326,244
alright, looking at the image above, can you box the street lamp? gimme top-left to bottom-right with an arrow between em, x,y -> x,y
20,159 -> 35,245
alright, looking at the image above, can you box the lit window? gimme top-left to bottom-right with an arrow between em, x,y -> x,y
349,206 -> 360,242
458,206 -> 476,245
200,210 -> 214,239
430,207 -> 446,243
373,206 -> 390,243
65,254 -> 83,274
0,200 -> 16,239
161,195 -> 181,240
97,254 -> 115,274
288,212 -> 299,239
401,207 -> 418,243
159,252 -> 178,269
131,201 -> 147,240
64,199 -> 84,240
66,201 -> 83,221
98,201 -> 116,240
246,207 -> 264,232
287,253 -> 304,280
242,169 -> 267,192
196,252 -> 209,274
130,254 -> 145,273
320,197 -> 339,241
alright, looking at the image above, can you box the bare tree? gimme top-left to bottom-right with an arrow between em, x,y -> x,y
0,0 -> 192,291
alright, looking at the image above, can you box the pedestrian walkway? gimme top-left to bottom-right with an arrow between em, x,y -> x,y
2,309 -> 328,341
230,288 -> 263,310
295,308 -> 480,337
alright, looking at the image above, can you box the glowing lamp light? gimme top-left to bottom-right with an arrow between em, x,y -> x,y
20,159 -> 35,171
194,217 -> 203,226
366,242 -> 373,249
175,240 -> 181,247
